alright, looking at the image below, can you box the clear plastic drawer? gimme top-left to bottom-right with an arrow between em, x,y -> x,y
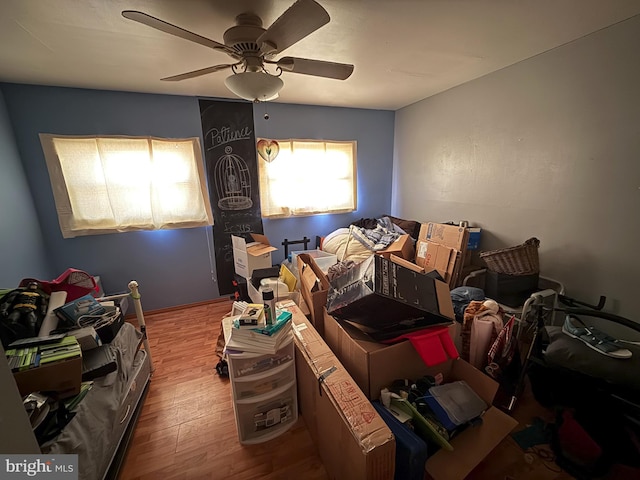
233,361 -> 295,400
234,382 -> 297,444
228,337 -> 294,379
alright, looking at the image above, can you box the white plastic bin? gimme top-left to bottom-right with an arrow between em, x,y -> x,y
290,249 -> 338,274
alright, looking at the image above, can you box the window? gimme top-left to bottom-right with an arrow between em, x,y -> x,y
258,139 -> 357,218
39,134 -> 213,238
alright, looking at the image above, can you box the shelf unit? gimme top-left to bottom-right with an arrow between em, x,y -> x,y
226,335 -> 297,444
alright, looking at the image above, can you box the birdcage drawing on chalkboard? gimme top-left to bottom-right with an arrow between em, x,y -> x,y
214,146 -> 253,210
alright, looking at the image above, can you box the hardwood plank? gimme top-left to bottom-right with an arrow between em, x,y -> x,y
120,299 -> 574,480
119,300 -> 329,480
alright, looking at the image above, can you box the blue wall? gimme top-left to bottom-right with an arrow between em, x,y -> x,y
0,89 -> 52,287
1,84 -> 395,310
253,102 -> 395,264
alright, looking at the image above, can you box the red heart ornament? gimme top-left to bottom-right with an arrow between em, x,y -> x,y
257,139 -> 280,163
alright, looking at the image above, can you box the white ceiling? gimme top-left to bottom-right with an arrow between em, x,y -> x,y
2,0 -> 640,111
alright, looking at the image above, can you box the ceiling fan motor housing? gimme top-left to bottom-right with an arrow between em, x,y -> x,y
223,14 -> 266,56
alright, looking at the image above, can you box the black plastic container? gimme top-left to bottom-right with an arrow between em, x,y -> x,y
484,270 -> 539,307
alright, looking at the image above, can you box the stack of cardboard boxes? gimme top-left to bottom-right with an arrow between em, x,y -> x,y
414,222 -> 470,288
320,305 -> 517,480
232,224 -> 515,480
294,222 -> 517,480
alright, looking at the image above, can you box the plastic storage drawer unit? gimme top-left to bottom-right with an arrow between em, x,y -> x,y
227,334 -> 297,444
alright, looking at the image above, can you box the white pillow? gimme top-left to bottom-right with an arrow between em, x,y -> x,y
322,228 -> 373,264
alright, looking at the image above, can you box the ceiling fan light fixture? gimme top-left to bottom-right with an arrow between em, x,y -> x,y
224,72 -> 284,102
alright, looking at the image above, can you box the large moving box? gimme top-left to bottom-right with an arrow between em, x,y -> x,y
324,309 -> 448,399
322,309 -> 518,480
290,304 -> 395,480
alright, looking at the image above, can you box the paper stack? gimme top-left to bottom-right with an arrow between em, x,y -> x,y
223,310 -> 293,355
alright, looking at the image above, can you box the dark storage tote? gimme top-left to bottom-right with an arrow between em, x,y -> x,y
372,401 -> 428,480
484,270 -> 539,307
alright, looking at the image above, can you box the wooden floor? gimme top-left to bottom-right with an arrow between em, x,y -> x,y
119,299 -> 575,480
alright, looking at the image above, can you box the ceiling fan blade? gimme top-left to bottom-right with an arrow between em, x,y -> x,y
276,57 -> 354,80
160,64 -> 236,82
257,0 -> 329,55
122,10 -> 239,58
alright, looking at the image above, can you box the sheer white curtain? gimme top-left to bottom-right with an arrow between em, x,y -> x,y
40,135 -> 213,238
258,139 -> 357,218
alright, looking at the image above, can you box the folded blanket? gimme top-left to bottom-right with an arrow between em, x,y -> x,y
349,217 -> 402,252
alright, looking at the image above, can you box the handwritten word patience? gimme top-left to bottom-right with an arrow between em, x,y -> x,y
207,126 -> 253,148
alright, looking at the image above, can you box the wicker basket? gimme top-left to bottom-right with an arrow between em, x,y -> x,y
479,237 -> 540,275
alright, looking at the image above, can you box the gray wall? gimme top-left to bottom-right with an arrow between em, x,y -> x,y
0,90 -> 52,287
393,15 -> 640,320
1,85 -> 395,309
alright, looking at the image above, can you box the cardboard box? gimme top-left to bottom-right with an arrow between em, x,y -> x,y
415,239 -> 462,287
416,223 -> 470,288
231,234 -> 278,279
12,355 -> 82,398
415,241 -> 454,281
326,255 -> 455,330
297,253 -> 331,336
322,310 -> 518,480
421,359 -> 518,480
324,308 -> 436,399
377,234 -> 415,261
291,304 -> 396,480
386,254 -> 425,274
419,223 -> 469,252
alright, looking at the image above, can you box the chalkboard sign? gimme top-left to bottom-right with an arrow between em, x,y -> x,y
199,99 -> 264,295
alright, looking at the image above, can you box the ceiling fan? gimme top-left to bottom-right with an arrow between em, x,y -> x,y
122,0 -> 354,102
